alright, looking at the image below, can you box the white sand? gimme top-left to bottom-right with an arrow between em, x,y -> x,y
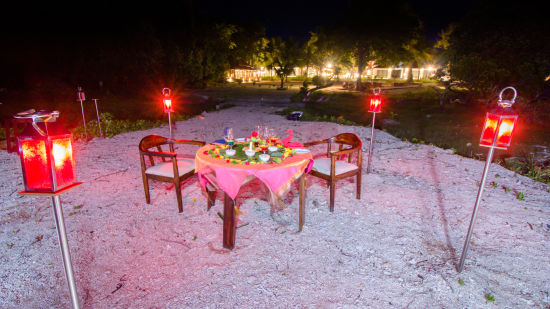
1,102 -> 549,308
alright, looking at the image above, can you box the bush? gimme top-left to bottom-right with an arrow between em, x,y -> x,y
312,75 -> 326,87
235,78 -> 243,85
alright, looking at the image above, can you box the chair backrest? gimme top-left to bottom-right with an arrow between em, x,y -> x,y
334,133 -> 361,149
329,133 -> 362,164
139,134 -> 170,152
139,135 -> 175,166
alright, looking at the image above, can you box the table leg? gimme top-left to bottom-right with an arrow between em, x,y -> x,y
223,193 -> 236,249
299,174 -> 306,232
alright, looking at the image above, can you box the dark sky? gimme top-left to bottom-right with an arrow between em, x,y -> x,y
3,0 -> 478,42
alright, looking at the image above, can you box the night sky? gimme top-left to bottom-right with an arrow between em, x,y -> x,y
3,0 -> 478,42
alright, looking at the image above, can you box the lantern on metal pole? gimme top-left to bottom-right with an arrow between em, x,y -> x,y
76,86 -> 87,140
92,99 -> 103,138
162,88 -> 174,139
14,110 -> 83,308
458,86 -> 519,272
367,87 -> 382,173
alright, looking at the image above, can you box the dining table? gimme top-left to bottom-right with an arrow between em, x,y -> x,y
195,143 -> 313,249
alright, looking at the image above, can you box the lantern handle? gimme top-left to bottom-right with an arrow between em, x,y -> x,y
14,110 -> 59,136
162,88 -> 171,97
372,87 -> 382,95
498,86 -> 517,107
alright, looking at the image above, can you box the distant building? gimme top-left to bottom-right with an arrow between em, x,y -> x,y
226,63 -> 437,82
227,64 -> 260,82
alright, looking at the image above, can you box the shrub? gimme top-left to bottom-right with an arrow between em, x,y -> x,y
312,75 -> 327,87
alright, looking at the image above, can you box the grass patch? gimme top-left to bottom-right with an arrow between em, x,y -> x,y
279,86 -> 550,184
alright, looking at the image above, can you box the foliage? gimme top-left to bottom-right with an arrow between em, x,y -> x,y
443,3 -> 550,99
266,38 -> 303,89
312,76 -> 327,87
71,113 -> 164,139
335,1 -> 421,90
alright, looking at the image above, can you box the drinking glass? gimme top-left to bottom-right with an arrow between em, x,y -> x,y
255,125 -> 263,139
268,128 -> 278,145
224,127 -> 234,149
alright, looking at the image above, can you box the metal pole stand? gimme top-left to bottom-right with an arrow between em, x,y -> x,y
19,182 -> 83,308
79,99 -> 87,140
458,147 -> 495,272
367,112 -> 376,173
92,99 -> 103,138
168,112 -> 173,139
52,195 -> 80,309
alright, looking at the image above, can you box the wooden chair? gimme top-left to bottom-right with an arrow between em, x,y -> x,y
303,133 -> 363,212
139,134 -> 213,213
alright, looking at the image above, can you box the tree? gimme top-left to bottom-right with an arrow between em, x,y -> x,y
266,37 -> 303,89
444,2 -> 550,100
336,1 -> 421,90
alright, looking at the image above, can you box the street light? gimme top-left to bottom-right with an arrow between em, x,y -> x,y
15,110 -> 82,308
458,86 -> 519,273
367,87 -> 382,173
162,88 -> 174,139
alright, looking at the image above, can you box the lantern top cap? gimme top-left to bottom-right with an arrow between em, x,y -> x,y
14,110 -> 59,122
162,88 -> 171,97
372,87 -> 382,95
498,86 -> 517,108
14,110 -> 60,136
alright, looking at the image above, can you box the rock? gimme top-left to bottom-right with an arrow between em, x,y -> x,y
381,118 -> 400,126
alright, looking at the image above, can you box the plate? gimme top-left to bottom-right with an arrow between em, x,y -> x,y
294,148 -> 310,153
236,138 -> 246,142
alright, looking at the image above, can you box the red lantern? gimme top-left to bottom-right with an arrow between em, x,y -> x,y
162,88 -> 174,113
479,87 -> 518,149
369,87 -> 382,113
16,111 -> 76,193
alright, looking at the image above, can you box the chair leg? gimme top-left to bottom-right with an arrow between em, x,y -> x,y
175,181 -> 183,213
356,172 -> 362,200
329,180 -> 335,212
142,175 -> 151,204
206,186 -> 216,210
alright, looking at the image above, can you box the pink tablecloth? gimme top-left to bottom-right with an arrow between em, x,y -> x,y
195,145 -> 313,200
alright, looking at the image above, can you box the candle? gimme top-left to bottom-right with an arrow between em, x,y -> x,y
249,141 -> 253,150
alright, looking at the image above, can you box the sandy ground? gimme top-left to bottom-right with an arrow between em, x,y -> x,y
1,101 -> 549,308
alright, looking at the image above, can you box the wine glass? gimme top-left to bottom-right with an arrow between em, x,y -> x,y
255,125 -> 263,139
224,127 -> 234,149
262,126 -> 270,143
268,128 -> 277,145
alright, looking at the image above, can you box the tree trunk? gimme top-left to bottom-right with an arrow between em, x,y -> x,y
355,48 -> 365,91
280,76 -> 284,88
356,62 -> 364,91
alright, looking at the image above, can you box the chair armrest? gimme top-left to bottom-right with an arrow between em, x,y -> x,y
170,139 -> 206,146
139,150 -> 177,158
330,147 -> 361,157
303,139 -> 329,147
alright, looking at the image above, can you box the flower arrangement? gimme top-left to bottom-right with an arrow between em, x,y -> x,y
205,140 -> 295,165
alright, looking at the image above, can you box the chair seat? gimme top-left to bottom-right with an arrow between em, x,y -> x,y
145,159 -> 195,178
312,158 -> 358,176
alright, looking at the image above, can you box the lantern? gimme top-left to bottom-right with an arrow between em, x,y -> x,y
368,87 -> 382,113
479,87 -> 518,149
162,87 -> 174,139
162,87 -> 174,113
15,110 -> 82,308
76,86 -> 88,139
366,87 -> 382,173
458,86 -> 519,273
16,111 -> 76,193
